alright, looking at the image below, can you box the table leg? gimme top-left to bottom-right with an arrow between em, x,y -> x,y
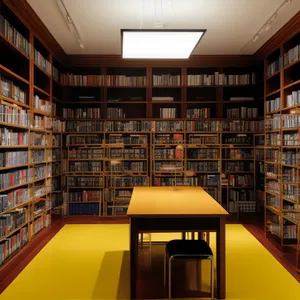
130,218 -> 138,299
216,218 -> 226,299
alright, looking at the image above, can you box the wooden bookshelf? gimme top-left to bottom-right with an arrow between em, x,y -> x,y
0,1 -> 67,267
264,32 -> 300,266
0,0 -> 298,271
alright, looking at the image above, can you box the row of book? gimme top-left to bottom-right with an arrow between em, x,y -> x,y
186,108 -> 210,119
282,168 -> 298,182
66,121 -> 104,132
266,195 -> 280,209
30,132 -> 47,146
33,115 -> 52,130
188,149 -> 219,159
0,209 -> 26,238
69,190 -> 103,202
109,161 -> 146,172
266,180 -> 280,195
283,44 -> 300,66
0,169 -> 29,190
53,119 -> 66,132
0,226 -> 28,266
69,161 -> 102,172
266,97 -> 280,113
229,189 -> 254,202
0,14 -> 30,56
160,108 -> 176,118
68,176 -> 103,187
189,134 -> 219,144
226,107 -> 258,119
266,133 -> 280,146
153,162 -> 182,172
107,108 -> 125,119
60,74 -> 105,87
106,120 -> 151,132
187,161 -> 220,172
227,201 -> 256,213
224,161 -> 254,172
153,74 -> 181,86
266,115 -> 280,130
63,108 -> 101,119
108,176 -> 149,187
187,72 -> 256,86
282,150 -> 299,165
0,103 -> 30,127
0,129 -> 28,146
0,74 -> 26,104
69,148 -> 104,159
107,75 -> 146,87
282,115 -> 300,129
154,148 -> 183,160
34,95 -> 51,114
33,214 -> 51,235
224,149 -> 254,159
266,149 -> 280,161
109,149 -> 146,159
228,175 -> 253,187
0,151 -> 28,167
65,120 -> 264,133
0,189 -> 29,213
283,133 -> 300,146
107,134 -> 147,145
34,50 -> 51,75
286,90 -> 300,107
267,57 -> 283,78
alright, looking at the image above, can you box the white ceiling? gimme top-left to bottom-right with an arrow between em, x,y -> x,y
27,0 -> 300,55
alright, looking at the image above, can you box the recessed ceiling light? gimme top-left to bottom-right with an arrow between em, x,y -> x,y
121,29 -> 206,59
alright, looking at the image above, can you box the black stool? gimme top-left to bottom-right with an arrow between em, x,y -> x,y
164,239 -> 214,299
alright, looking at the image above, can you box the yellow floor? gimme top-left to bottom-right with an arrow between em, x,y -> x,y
1,224 -> 300,300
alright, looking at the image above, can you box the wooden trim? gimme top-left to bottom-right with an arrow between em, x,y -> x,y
66,54 -> 256,68
255,11 -> 300,58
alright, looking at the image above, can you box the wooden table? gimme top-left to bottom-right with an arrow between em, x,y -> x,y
127,186 -> 229,299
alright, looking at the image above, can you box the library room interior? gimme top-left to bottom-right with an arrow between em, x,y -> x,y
0,0 -> 300,299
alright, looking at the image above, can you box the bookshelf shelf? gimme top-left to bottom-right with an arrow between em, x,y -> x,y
0,63 -> 29,84
0,32 -> 30,60
33,85 -> 50,97
0,94 -> 30,108
0,222 -> 29,244
266,89 -> 281,97
33,62 -> 51,78
266,69 -> 281,80
283,58 -> 300,71
283,79 -> 300,90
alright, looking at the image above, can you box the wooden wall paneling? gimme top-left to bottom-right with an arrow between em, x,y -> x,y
66,55 -> 257,68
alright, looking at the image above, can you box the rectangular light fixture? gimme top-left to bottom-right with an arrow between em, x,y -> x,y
121,29 -> 206,59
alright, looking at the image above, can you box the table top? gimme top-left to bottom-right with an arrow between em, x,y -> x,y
127,186 -> 229,218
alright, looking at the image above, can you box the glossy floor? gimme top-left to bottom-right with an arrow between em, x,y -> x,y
1,224 -> 299,300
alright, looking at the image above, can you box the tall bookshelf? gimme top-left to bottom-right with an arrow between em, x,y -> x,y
0,2 -> 64,267
61,63 -> 264,217
264,32 -> 300,263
